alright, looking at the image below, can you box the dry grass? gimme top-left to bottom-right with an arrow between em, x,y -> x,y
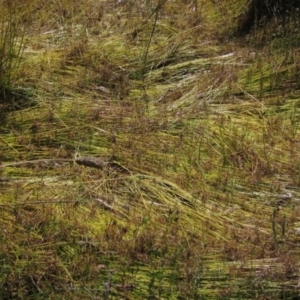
1,0 -> 300,299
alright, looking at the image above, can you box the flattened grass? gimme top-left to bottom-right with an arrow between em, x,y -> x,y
1,0 -> 300,298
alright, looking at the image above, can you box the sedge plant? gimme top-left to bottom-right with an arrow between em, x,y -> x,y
0,1 -> 26,105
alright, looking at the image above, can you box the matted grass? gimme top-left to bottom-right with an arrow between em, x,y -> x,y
1,0 -> 300,298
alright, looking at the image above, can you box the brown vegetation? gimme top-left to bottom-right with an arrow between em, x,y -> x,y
1,0 -> 300,299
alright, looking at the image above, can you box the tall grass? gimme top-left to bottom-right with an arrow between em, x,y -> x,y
0,1 -> 26,104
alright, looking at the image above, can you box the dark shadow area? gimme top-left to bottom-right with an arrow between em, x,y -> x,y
0,87 -> 36,128
237,0 -> 300,35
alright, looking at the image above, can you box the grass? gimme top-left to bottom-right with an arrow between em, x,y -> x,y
0,0 -> 27,106
1,0 -> 300,299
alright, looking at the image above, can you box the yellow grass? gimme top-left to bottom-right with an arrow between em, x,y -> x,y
1,0 -> 300,298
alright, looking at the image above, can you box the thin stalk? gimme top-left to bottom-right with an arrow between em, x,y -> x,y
142,0 -> 168,79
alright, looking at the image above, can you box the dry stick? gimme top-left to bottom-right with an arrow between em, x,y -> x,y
0,159 -> 74,168
0,157 -> 130,174
75,156 -> 131,174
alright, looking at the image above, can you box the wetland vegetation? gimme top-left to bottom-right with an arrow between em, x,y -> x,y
1,0 -> 300,299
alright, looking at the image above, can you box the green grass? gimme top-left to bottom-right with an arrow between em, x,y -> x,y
0,0 -> 27,106
1,0 -> 300,299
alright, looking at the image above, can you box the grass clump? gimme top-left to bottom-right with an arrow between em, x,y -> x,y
1,0 -> 300,299
0,1 -> 28,109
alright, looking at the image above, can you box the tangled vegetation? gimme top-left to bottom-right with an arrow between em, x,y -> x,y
0,0 -> 300,299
